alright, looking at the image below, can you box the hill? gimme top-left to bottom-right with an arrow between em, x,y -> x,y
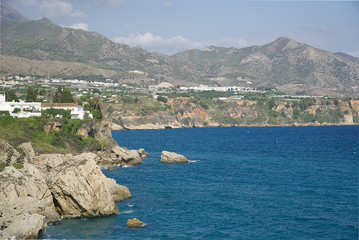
1,2 -> 358,97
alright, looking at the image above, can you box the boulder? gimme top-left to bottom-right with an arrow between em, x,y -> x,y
108,178 -> 131,202
127,218 -> 143,228
161,151 -> 189,163
111,146 -> 144,166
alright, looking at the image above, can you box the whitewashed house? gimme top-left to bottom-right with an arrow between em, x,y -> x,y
41,103 -> 92,120
0,94 -> 92,119
0,94 -> 41,118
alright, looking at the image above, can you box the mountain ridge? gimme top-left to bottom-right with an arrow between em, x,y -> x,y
1,2 -> 358,97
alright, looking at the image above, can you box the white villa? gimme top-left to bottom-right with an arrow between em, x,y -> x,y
0,94 -> 91,119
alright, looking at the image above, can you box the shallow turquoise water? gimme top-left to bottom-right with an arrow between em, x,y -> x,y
42,126 -> 358,239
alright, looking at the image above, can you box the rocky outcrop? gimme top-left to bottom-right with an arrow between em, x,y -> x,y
44,121 -> 62,134
0,142 -> 131,239
96,146 -> 148,166
161,151 -> 189,164
127,218 -> 143,228
76,120 -> 115,146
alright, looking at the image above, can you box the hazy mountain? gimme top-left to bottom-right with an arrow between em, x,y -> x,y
1,3 -> 358,97
0,2 -> 29,30
335,52 -> 359,64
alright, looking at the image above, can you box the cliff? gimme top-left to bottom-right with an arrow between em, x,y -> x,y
105,96 -> 359,130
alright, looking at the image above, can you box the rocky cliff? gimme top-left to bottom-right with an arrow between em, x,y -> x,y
106,97 -> 359,130
0,141 -> 133,239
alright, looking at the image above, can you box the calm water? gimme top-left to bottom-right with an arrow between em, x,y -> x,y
42,126 -> 358,239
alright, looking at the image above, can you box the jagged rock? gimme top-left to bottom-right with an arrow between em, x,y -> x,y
45,154 -> 119,218
161,151 -> 189,163
110,146 -> 144,166
127,218 -> 143,228
18,142 -> 36,159
108,178 -> 131,202
0,165 -> 59,239
0,165 -> 54,210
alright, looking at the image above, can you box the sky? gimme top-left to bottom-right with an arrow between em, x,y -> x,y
4,0 -> 359,56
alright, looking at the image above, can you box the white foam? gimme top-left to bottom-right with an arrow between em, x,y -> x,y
188,160 -> 200,163
127,204 -> 134,207
122,165 -> 132,168
119,210 -> 134,214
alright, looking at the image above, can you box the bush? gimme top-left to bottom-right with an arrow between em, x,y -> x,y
91,109 -> 102,120
157,95 -> 168,103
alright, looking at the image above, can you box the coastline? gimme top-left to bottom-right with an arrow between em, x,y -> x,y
111,122 -> 359,131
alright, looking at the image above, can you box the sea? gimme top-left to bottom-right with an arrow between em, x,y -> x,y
41,126 -> 358,239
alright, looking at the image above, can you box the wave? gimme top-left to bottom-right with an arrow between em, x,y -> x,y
119,210 -> 134,214
121,165 -> 132,168
188,160 -> 200,163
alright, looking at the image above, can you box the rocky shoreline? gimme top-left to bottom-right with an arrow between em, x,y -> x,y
112,122 -> 359,131
0,133 -> 147,239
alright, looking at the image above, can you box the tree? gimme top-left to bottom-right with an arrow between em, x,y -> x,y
53,86 -> 74,103
26,86 -> 37,102
5,89 -> 19,102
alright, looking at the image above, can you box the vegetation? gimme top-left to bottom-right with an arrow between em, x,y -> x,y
0,116 -> 104,154
5,89 -> 19,102
53,86 -> 74,103
25,86 -> 38,102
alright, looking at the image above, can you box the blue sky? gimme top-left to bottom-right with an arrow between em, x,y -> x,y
5,0 -> 359,56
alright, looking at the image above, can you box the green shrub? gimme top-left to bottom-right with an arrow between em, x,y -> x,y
157,95 -> 168,103
91,109 -> 102,120
12,163 -> 24,169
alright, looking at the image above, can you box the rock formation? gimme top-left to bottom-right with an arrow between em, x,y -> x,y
0,141 -> 132,239
161,151 -> 189,163
96,146 -> 148,166
127,218 -> 144,228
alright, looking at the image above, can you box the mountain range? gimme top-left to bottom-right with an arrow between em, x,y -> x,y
1,2 -> 358,97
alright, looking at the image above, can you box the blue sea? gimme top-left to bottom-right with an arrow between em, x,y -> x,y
42,126 -> 358,239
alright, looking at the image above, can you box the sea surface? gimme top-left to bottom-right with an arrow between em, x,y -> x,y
42,126 -> 358,239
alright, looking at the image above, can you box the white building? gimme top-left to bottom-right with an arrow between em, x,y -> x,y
41,103 -> 92,120
0,94 -> 92,119
0,94 -> 41,118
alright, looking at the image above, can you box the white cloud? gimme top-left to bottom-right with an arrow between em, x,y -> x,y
113,32 -> 249,55
163,1 -> 174,7
67,23 -> 89,31
39,0 -> 85,19
346,51 -> 359,58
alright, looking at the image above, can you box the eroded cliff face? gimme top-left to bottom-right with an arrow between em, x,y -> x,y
106,98 -> 359,130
